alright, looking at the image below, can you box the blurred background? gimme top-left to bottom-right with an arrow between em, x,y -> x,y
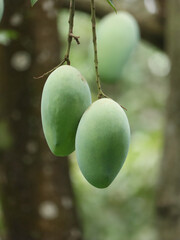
0,0 -> 179,240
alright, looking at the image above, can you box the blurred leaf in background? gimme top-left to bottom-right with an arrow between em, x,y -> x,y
106,0 -> 117,12
0,30 -> 18,46
31,0 -> 38,7
0,201 -> 5,238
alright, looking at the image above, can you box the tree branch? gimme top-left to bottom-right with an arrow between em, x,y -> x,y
90,0 -> 106,99
66,0 -> 76,65
34,0 -> 77,79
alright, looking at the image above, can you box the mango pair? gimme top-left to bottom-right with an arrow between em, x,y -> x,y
41,65 -> 130,188
41,11 -> 137,188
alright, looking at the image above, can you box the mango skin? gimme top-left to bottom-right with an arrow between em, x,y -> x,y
41,65 -> 92,156
75,99 -> 130,188
0,0 -> 4,22
97,11 -> 140,83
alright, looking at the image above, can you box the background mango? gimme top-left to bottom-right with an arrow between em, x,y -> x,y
97,11 -> 140,83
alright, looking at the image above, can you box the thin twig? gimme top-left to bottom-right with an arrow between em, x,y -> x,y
90,0 -> 107,99
69,33 -> 80,44
66,0 -> 76,65
120,105 -> 127,111
34,59 -> 66,79
90,0 -> 127,111
34,0 -> 77,79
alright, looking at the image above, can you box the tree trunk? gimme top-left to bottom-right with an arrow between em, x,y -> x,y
0,1 -> 82,240
156,0 -> 180,239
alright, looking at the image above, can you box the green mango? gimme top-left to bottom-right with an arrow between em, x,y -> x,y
41,65 -> 92,156
75,98 -> 130,188
0,0 -> 4,22
97,11 -> 140,83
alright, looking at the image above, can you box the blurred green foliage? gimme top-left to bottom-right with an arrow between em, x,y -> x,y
0,121 -> 14,150
58,10 -> 169,240
0,30 -> 18,46
0,201 -> 5,236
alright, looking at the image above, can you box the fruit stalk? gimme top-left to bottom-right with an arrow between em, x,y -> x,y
66,0 -> 76,65
90,0 -> 106,99
34,0 -> 78,79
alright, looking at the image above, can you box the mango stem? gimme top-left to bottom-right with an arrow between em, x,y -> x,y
90,0 -> 107,99
34,0 -> 78,79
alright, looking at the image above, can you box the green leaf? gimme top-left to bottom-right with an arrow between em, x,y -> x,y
31,0 -> 38,6
0,30 -> 19,46
106,0 -> 117,12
